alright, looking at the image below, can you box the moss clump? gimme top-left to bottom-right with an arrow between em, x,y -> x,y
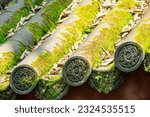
28,22 -> 48,44
0,0 -> 43,44
31,0 -> 100,76
35,75 -> 68,100
42,0 -> 72,30
90,67 -> 121,94
28,0 -> 72,44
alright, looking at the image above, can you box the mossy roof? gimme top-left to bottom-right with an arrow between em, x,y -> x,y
0,0 -> 149,100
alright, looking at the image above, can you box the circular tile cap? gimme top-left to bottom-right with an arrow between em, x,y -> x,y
63,56 -> 91,86
10,65 -> 38,95
114,42 -> 144,72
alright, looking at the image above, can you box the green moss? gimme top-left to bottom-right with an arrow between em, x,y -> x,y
143,53 -> 150,72
19,75 -> 39,86
134,18 -> 150,53
0,0 -> 43,44
0,80 -> 9,91
28,0 -> 72,44
24,0 -> 43,6
79,4 -> 135,68
42,0 -> 72,30
0,52 -> 15,76
28,22 -> 48,44
0,44 -> 25,77
7,0 -> 17,6
90,67 -> 121,94
0,89 -> 14,100
116,0 -> 137,10
84,27 -> 93,34
32,0 -> 100,76
133,17 -> 150,72
0,87 -> 14,100
0,75 -> 14,100
32,51 -> 53,76
144,64 -> 150,72
35,75 -> 67,99
0,51 -> 23,76
87,0 -> 137,94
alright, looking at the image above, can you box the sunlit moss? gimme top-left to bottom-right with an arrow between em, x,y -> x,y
134,17 -> 150,72
116,0 -> 138,10
31,0 -> 100,76
0,52 -> 15,76
32,51 -> 53,76
86,0 -> 137,94
0,0 -> 43,44
0,80 -> 9,91
134,18 -> 150,53
0,44 -> 25,77
76,0 -> 137,68
80,9 -> 133,68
